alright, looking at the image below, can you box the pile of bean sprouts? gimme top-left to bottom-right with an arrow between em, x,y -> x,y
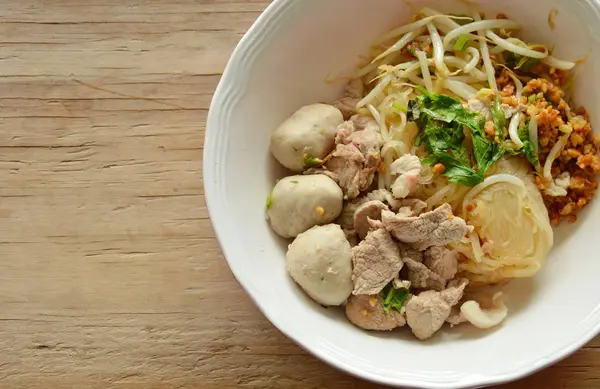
354,7 -> 577,201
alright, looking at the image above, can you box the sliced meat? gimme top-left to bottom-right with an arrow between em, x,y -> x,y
354,200 -> 389,239
402,246 -> 424,263
390,155 -> 422,199
442,278 -> 469,306
346,294 -> 406,331
334,115 -> 382,155
371,190 -> 403,208
400,246 -> 446,291
382,203 -> 469,250
326,116 -> 383,200
404,291 -> 449,340
396,198 -> 428,217
337,189 -> 403,240
352,222 -> 403,295
333,79 -> 364,120
333,120 -> 355,145
423,246 -> 458,281
405,278 -> 468,340
326,144 -> 376,200
348,116 -> 383,156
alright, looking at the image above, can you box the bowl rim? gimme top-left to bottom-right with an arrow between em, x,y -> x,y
204,0 -> 600,387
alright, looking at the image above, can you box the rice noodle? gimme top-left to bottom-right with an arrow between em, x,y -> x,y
543,133 -> 569,180
415,50 -> 434,92
425,183 -> 455,208
542,56 -> 576,70
486,31 -> 548,59
391,112 -> 408,138
508,113 -> 523,148
382,140 -> 410,160
463,174 -> 527,216
427,23 -> 449,76
469,230 -> 485,263
367,104 -> 391,142
442,19 -> 521,49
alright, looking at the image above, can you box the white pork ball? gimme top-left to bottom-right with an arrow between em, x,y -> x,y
266,175 -> 343,238
270,104 -> 343,172
286,224 -> 353,306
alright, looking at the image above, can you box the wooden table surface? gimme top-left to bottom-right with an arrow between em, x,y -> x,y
0,0 -> 598,388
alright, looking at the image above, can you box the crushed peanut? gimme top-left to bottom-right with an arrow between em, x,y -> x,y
497,70 -> 600,224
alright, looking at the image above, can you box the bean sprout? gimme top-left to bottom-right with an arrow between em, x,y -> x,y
415,50 -> 434,92
486,31 -> 548,58
443,19 -> 521,50
427,23 -> 449,77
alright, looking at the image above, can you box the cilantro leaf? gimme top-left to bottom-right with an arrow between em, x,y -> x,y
444,165 -> 484,186
381,284 -> 410,312
471,115 -> 505,173
408,88 -> 490,187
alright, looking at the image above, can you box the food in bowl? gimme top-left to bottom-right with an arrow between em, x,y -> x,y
264,6 -> 599,340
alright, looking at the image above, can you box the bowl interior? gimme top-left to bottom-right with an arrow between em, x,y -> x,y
206,0 -> 600,387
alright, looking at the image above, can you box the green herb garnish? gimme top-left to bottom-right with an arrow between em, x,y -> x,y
393,103 -> 408,113
265,190 -> 274,210
381,284 -> 410,312
516,56 -> 540,71
518,123 -> 540,167
290,180 -> 299,184
505,52 -> 540,72
303,155 -> 323,168
469,99 -> 507,173
453,35 -> 470,52
409,87 -> 490,186
503,123 -> 540,168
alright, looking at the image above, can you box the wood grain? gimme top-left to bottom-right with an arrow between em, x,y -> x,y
0,0 -> 597,388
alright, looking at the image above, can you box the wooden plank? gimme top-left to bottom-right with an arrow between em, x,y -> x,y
0,0 -> 595,388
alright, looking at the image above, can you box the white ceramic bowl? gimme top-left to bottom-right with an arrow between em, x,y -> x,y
205,1 -> 600,387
